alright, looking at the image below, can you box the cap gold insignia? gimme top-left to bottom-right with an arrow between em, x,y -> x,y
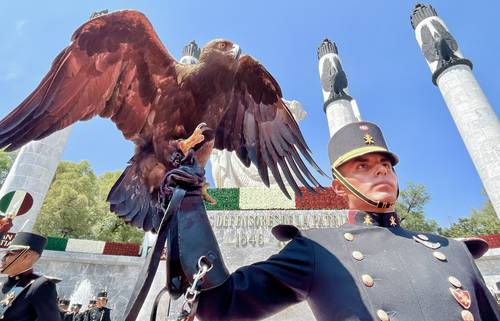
0,291 -> 15,307
363,214 -> 373,225
389,216 -> 397,226
450,288 -> 471,309
363,134 -> 375,145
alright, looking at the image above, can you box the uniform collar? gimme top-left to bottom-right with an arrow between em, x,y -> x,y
7,268 -> 34,282
347,210 -> 400,228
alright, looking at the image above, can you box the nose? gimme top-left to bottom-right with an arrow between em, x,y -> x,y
375,163 -> 389,176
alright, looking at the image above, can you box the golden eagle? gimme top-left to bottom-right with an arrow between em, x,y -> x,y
0,10 -> 325,232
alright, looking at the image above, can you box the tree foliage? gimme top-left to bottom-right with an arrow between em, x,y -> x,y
33,161 -> 144,243
439,197 -> 500,237
397,182 -> 438,233
0,150 -> 18,187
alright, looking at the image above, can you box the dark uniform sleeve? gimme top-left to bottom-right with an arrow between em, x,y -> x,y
29,279 -> 62,321
462,242 -> 500,319
196,235 -> 314,321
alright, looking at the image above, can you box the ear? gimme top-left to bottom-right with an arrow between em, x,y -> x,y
332,179 -> 347,198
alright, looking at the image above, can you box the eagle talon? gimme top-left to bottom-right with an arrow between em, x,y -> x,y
179,122 -> 207,156
202,182 -> 217,205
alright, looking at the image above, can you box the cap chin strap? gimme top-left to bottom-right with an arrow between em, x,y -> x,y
1,247 -> 30,274
332,167 -> 395,209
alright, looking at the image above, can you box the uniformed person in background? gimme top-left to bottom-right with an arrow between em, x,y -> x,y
72,303 -> 84,321
84,291 -> 111,321
166,121 -> 500,321
80,299 -> 95,321
0,232 -> 61,321
59,299 -> 72,321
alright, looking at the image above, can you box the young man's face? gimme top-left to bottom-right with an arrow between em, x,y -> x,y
96,298 -> 107,308
0,249 -> 39,276
333,152 -> 398,212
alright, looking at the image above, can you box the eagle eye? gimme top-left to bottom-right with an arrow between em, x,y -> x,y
218,42 -> 227,50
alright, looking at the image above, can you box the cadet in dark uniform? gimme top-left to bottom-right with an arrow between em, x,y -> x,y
166,121 -> 500,321
84,291 -> 111,321
72,303 -> 84,321
59,299 -> 73,321
0,232 -> 61,321
80,299 -> 95,321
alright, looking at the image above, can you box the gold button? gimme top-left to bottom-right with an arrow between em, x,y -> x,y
352,251 -> 364,261
344,233 -> 354,241
417,234 -> 429,241
433,251 -> 447,261
461,310 -> 474,321
448,276 -> 462,288
362,274 -> 374,287
376,309 -> 389,321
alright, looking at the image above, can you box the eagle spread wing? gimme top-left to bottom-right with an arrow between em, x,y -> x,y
431,20 -> 458,52
420,24 -> 439,63
0,10 -> 177,151
215,55 -> 326,198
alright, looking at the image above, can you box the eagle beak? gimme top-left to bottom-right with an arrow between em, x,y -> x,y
231,44 -> 241,60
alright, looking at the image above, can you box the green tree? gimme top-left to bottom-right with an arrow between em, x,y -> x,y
440,197 -> 500,237
34,161 -> 98,238
397,182 -> 438,233
34,162 -> 144,243
93,171 -> 144,243
0,150 -> 18,187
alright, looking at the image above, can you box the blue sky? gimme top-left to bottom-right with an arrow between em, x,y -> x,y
0,1 -> 498,227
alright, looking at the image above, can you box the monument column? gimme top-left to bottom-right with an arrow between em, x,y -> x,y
411,4 -> 500,218
317,39 -> 360,137
0,127 -> 72,232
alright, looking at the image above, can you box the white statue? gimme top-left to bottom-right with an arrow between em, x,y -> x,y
210,99 -> 307,188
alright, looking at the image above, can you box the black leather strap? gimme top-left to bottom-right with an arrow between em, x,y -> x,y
121,187 -> 186,321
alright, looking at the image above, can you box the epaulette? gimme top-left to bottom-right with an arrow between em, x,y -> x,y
462,237 -> 489,259
42,275 -> 62,284
271,224 -> 301,241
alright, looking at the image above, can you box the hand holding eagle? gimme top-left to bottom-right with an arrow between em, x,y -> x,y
0,10 -> 325,232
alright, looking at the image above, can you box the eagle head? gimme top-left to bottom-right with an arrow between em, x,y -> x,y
199,39 -> 241,66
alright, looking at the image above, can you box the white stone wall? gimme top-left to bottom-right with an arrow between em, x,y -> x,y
0,127 -> 72,232
436,65 -> 500,218
476,248 -> 500,300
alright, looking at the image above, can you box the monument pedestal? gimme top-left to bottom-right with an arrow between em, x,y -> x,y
140,209 -> 347,321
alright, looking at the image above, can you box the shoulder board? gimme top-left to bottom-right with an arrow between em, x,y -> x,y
271,224 -> 301,241
462,237 -> 489,259
42,275 -> 62,283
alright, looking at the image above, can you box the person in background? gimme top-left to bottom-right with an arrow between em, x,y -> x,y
0,232 -> 61,321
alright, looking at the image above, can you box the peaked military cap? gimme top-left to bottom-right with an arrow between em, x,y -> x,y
328,121 -> 399,169
97,291 -> 108,298
3,232 -> 47,255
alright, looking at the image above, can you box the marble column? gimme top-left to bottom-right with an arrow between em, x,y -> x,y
0,127 -> 72,232
411,4 -> 500,218
317,39 -> 360,137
